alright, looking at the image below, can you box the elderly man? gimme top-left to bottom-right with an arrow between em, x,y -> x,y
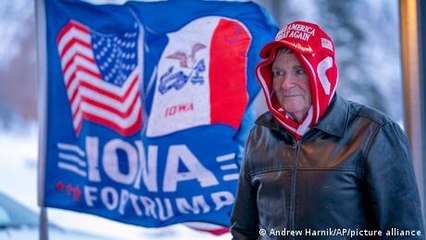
231,20 -> 424,239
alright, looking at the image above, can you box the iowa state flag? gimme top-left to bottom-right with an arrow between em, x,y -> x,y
40,0 -> 277,232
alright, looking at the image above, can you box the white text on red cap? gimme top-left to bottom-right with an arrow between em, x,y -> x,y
275,23 -> 316,42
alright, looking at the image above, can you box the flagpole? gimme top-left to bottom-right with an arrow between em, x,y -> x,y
35,0 -> 49,239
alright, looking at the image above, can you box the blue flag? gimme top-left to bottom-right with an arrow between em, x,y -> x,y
42,0 -> 277,231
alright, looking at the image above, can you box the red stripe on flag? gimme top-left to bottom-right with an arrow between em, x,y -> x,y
188,226 -> 229,236
75,65 -> 103,81
81,89 -> 140,118
72,104 -> 80,119
78,73 -> 139,102
63,52 -> 96,76
75,118 -> 82,136
83,107 -> 142,136
209,19 -> 251,129
59,37 -> 92,59
57,20 -> 90,44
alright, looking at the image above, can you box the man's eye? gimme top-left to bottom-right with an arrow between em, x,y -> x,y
296,69 -> 306,75
274,71 -> 284,77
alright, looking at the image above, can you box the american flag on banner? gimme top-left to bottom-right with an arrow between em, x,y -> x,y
56,20 -> 143,136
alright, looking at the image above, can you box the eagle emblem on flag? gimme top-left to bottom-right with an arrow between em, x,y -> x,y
56,20 -> 143,136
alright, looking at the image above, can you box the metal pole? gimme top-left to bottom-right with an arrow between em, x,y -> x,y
400,0 -> 425,222
39,208 -> 49,240
35,0 -> 49,238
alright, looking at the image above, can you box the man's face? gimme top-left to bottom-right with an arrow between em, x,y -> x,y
271,50 -> 311,123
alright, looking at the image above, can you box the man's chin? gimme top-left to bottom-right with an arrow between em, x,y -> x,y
281,101 -> 305,110
281,104 -> 309,115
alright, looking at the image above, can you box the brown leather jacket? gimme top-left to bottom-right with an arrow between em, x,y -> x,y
231,95 -> 424,240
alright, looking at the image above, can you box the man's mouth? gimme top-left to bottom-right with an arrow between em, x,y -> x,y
284,94 -> 302,97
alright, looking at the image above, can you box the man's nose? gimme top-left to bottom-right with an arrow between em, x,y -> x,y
280,76 -> 295,90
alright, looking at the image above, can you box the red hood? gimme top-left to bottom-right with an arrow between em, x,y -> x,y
255,21 -> 338,140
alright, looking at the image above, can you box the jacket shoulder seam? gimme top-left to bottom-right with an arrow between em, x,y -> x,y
347,101 -> 392,125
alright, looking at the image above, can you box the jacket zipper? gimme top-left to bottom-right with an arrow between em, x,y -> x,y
289,140 -> 301,239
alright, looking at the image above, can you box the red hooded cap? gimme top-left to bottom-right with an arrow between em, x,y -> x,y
256,20 -> 338,140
